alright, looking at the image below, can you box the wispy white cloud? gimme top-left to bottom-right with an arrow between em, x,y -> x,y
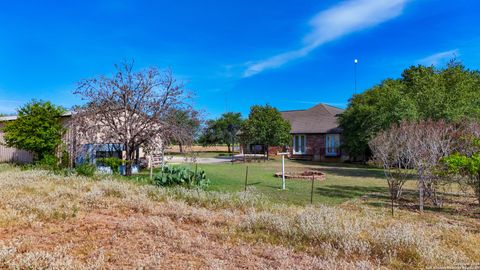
243,0 -> 407,77
417,49 -> 459,66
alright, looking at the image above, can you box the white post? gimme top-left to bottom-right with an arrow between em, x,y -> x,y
282,154 -> 286,190
278,152 -> 288,190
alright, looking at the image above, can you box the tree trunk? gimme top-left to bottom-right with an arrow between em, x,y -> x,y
419,179 -> 424,212
391,196 -> 394,217
161,146 -> 165,169
125,159 -> 132,176
476,174 -> 480,205
179,143 -> 183,153
227,144 -> 231,153
125,144 -> 133,176
265,145 -> 269,162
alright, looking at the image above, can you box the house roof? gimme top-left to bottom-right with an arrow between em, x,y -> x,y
281,103 -> 344,134
0,111 -> 73,122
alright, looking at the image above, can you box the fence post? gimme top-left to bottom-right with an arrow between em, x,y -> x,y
282,154 -> 286,190
149,155 -> 153,181
194,163 -> 199,184
310,174 -> 315,204
244,166 -> 249,192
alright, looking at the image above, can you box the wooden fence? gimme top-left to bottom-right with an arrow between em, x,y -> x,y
0,130 -> 33,164
0,145 -> 33,164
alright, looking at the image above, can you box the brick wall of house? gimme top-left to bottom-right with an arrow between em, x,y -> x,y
308,134 -> 334,161
306,134 -> 325,159
288,133 -> 342,161
288,133 -> 326,161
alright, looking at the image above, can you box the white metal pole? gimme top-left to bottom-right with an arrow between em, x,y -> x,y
354,59 -> 358,94
282,154 -> 286,190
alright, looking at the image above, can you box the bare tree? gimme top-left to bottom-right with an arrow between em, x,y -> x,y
371,120 -> 460,213
406,120 -> 458,210
72,61 -> 194,175
456,120 -> 480,155
370,122 -> 414,216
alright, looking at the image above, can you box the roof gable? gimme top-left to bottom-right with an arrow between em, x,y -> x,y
281,103 -> 343,134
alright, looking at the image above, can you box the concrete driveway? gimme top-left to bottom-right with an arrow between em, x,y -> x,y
164,156 -> 233,164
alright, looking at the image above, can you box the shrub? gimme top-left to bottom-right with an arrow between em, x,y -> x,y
32,149 -> 71,173
2,100 -> 65,161
154,166 -> 209,189
59,149 -> 70,169
97,157 -> 122,174
75,163 -> 96,177
37,154 -> 59,171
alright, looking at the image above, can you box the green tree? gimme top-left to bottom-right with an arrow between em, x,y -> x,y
2,100 -> 66,160
340,79 -> 418,159
199,112 -> 243,152
241,104 -> 291,159
218,112 -> 243,153
442,137 -> 480,205
165,108 -> 201,153
443,152 -> 480,205
198,119 -> 223,146
340,61 -> 480,159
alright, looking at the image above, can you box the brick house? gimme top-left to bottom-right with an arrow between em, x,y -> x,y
280,103 -> 345,161
240,103 -> 345,161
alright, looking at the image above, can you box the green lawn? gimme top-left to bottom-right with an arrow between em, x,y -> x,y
147,159 -> 419,206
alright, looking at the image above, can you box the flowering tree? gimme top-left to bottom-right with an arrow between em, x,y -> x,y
73,61 -> 194,175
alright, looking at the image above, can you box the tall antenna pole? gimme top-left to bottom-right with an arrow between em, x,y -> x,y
225,92 -> 228,113
354,59 -> 358,94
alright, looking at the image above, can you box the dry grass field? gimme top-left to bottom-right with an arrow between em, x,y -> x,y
0,164 -> 478,269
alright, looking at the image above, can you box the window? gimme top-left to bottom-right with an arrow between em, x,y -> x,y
95,150 -> 122,159
293,134 -> 306,154
325,134 -> 340,156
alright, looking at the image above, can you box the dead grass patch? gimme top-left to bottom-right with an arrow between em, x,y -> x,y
0,166 -> 477,269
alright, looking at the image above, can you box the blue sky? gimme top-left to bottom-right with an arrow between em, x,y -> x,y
0,0 -> 479,118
